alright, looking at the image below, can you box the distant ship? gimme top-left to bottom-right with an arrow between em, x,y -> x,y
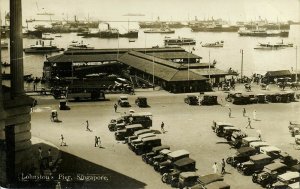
191,24 -> 239,32
164,37 -> 196,46
144,26 -> 175,34
23,40 -> 64,53
254,41 -> 293,50
67,41 -> 94,50
238,28 -> 289,37
201,41 -> 224,48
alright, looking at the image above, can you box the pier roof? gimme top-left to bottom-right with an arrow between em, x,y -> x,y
118,51 -> 207,82
191,68 -> 228,76
146,51 -> 201,59
265,70 -> 291,77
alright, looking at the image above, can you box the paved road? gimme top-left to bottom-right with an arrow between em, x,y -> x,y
30,83 -> 300,189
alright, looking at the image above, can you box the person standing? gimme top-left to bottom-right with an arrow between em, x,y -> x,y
221,159 -> 226,175
253,110 -> 257,120
60,134 -> 66,146
243,108 -> 246,117
161,122 -> 165,133
98,136 -> 101,148
95,136 -> 99,147
86,120 -> 92,132
228,108 -> 232,118
212,162 -> 218,174
246,117 -> 252,129
114,103 -> 118,113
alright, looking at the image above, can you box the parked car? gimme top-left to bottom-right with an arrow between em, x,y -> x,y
226,147 -> 257,167
267,172 -> 300,189
260,146 -> 281,159
184,95 -> 199,105
237,154 -> 273,175
135,96 -> 148,107
108,117 -> 126,131
59,100 -> 70,110
249,141 -> 270,152
142,145 -> 170,164
126,129 -> 154,143
128,133 -> 156,150
240,136 -> 261,147
226,91 -> 249,105
212,121 -> 235,136
189,173 -> 230,189
133,136 -> 161,155
177,172 -> 199,189
288,182 -> 300,189
150,149 -> 172,166
252,162 -> 287,187
295,135 -> 300,145
118,95 -> 130,107
161,158 -> 196,187
276,152 -> 299,167
230,131 -> 248,148
154,150 -> 190,174
222,127 -> 243,141
256,94 -> 268,103
114,124 -> 143,141
200,95 -> 218,105
288,121 -> 300,137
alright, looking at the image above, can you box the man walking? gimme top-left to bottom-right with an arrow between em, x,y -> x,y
212,162 -> 218,174
246,117 -> 252,129
60,134 -> 66,146
86,120 -> 92,132
253,110 -> 257,120
114,103 -> 118,113
98,136 -> 101,148
221,159 -> 226,175
228,108 -> 232,118
161,122 -> 165,133
243,108 -> 246,117
95,136 -> 99,147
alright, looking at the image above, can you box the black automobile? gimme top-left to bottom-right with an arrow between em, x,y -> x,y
133,136 -> 161,155
230,131 -> 248,148
211,121 -> 235,137
150,149 -> 172,166
200,95 -> 218,105
252,162 -> 287,187
237,154 -> 273,175
114,124 -> 143,141
59,100 -> 70,110
190,173 -> 230,189
135,96 -> 148,107
226,147 -> 257,167
184,95 -> 199,105
142,145 -> 170,164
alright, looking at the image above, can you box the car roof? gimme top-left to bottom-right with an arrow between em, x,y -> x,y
237,147 -> 256,154
197,174 -> 224,185
215,122 -> 234,126
160,149 -> 172,155
288,182 -> 300,189
205,181 -> 230,189
120,95 -> 128,98
187,95 -> 197,97
223,126 -> 240,130
168,149 -> 189,158
250,154 -> 271,161
173,157 -> 195,167
264,162 -> 287,171
243,136 -> 261,142
152,145 -> 170,153
260,146 -> 281,153
278,172 -> 300,181
142,136 -> 160,142
250,141 -> 269,147
131,112 -> 152,116
134,129 -> 152,135
125,124 -> 143,129
179,171 -> 199,179
137,133 -> 156,139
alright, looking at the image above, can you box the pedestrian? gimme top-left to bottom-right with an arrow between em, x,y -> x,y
86,120 -> 92,132
60,134 -> 66,146
33,84 -> 36,91
114,103 -> 118,112
98,136 -> 101,148
212,162 -> 218,174
258,133 -> 262,140
221,159 -> 226,175
246,117 -> 252,129
228,108 -> 232,118
243,108 -> 246,117
38,147 -> 43,160
161,122 -> 165,133
253,110 -> 257,120
95,136 -> 99,147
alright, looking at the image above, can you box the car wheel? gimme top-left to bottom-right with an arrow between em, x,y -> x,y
161,173 -> 168,183
252,175 -> 257,183
226,157 -> 233,164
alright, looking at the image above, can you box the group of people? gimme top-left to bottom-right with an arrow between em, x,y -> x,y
38,147 -> 53,171
212,158 -> 226,175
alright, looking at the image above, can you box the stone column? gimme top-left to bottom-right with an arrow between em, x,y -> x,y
10,0 -> 24,97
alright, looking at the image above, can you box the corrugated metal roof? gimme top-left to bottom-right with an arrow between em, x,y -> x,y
146,51 -> 201,59
118,51 -> 207,82
47,53 -> 120,63
265,70 -> 291,77
191,68 -> 228,76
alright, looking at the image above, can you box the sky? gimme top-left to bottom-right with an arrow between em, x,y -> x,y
0,0 -> 299,23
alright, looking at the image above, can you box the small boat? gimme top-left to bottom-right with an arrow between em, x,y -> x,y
202,41 -> 224,48
164,37 -> 196,46
24,40 -> 64,54
67,41 -> 94,50
254,40 -> 293,50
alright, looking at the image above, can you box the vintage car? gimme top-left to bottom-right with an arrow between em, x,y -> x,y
240,136 -> 261,147
118,95 -> 130,107
154,150 -> 190,174
142,145 -> 170,164
285,91 -> 296,102
114,124 -> 143,141
212,121 -> 235,136
268,172 -> 300,189
226,147 -> 257,167
184,95 -> 199,105
230,131 -> 248,148
249,141 -> 270,152
222,127 -> 243,141
150,149 -> 172,166
266,93 -> 282,103
126,129 -> 154,143
289,121 -> 300,137
133,136 -> 161,155
200,95 -> 218,105
59,100 -> 70,110
288,182 -> 300,189
252,162 -> 287,187
295,135 -> 300,145
226,91 -> 249,105
189,174 -> 230,189
161,158 -> 196,187
243,92 -> 259,104
108,117 -> 126,131
237,154 -> 273,175
256,94 -> 268,103
128,133 -> 156,150
177,172 -> 199,189
135,96 -> 148,107
276,152 -> 299,167
260,146 -> 281,159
